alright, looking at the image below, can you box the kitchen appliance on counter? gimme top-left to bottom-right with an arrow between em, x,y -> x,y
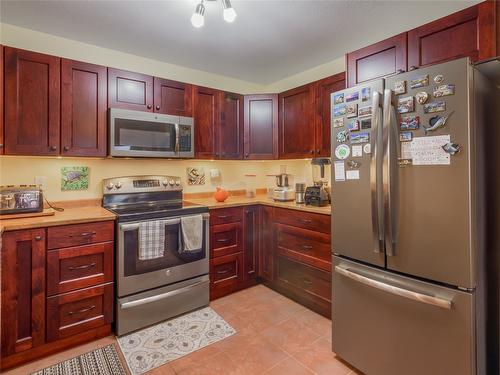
102,175 -> 209,336
109,108 -> 194,158
272,172 -> 295,202
295,183 -> 306,204
330,58 -> 499,375
304,158 -> 331,207
0,186 -> 43,215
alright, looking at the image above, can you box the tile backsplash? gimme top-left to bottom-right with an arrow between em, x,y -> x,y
0,157 -> 315,201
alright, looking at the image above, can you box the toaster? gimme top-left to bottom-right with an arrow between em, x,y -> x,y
0,186 -> 44,215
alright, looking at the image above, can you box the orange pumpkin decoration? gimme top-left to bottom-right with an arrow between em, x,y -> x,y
214,187 -> 229,202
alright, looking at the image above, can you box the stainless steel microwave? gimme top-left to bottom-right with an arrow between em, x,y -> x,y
109,108 -> 194,158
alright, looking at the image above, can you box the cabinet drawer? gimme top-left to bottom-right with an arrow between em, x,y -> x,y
276,256 -> 331,304
210,207 -> 242,226
276,224 -> 331,272
46,284 -> 113,342
210,252 -> 244,299
47,242 -> 114,296
210,222 -> 242,258
47,221 -> 114,249
274,208 -> 330,234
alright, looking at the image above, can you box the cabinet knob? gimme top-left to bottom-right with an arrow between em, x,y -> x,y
0,144 -> 3,148
50,145 -> 57,151
245,154 -> 249,158
409,65 -> 417,71
155,105 -> 160,110
317,149 -> 321,154
34,235 -> 43,241
147,104 -> 152,109
396,69 -> 404,74
310,150 -> 314,154
63,146 -> 69,151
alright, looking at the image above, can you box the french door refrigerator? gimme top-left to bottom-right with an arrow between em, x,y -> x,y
330,58 -> 493,375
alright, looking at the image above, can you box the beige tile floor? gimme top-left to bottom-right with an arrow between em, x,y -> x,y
3,285 -> 361,375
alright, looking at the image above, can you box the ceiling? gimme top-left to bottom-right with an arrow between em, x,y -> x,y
0,0 -> 479,85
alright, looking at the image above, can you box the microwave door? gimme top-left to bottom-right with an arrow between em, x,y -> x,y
109,109 -> 179,157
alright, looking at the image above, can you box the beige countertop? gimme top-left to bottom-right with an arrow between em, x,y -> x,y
0,205 -> 116,233
185,194 -> 331,215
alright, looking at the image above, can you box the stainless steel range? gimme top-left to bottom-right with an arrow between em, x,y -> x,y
102,175 -> 209,336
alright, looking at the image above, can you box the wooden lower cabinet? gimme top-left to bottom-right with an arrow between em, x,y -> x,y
209,204 -> 332,318
274,256 -> 331,317
0,221 -> 115,370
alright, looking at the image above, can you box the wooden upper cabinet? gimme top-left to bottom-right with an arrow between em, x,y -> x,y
346,33 -> 407,88
108,68 -> 153,112
194,86 -> 219,159
153,77 -> 193,116
408,2 -> 498,69
314,73 -> 346,157
219,92 -> 243,159
279,84 -> 316,159
61,59 -> 107,157
243,94 -> 278,160
1,229 -> 46,357
4,47 -> 61,155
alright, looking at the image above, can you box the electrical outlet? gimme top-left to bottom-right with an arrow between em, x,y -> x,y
34,176 -> 47,189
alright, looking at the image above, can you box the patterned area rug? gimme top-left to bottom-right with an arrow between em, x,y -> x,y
117,307 -> 236,375
31,344 -> 126,375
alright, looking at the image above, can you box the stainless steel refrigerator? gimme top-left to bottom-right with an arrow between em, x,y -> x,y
330,57 -> 499,375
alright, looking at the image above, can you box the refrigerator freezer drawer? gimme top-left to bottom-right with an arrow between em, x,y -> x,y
332,257 -> 474,375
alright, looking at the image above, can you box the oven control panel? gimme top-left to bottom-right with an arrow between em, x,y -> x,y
103,175 -> 182,194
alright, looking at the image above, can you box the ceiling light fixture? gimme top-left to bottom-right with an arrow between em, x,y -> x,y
191,1 -> 205,28
191,0 -> 237,28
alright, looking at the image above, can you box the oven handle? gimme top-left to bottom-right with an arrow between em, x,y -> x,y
119,279 -> 209,310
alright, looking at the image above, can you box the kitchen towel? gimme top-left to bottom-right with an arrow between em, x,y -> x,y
180,214 -> 203,252
139,220 -> 166,260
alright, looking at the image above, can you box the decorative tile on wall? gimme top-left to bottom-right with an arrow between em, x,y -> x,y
186,167 -> 205,185
61,166 -> 89,191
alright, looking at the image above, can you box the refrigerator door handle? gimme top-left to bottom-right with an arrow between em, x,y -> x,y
370,90 -> 383,253
334,266 -> 452,310
382,89 -> 398,256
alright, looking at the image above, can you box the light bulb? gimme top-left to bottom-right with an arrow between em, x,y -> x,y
223,7 -> 237,23
191,2 -> 205,28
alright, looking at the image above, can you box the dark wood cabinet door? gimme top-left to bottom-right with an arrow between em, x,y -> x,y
194,86 -> 220,159
61,59 -> 107,157
153,77 -> 193,116
0,45 -> 4,154
259,205 -> 275,282
108,68 -> 153,112
408,2 -> 498,69
209,252 -> 244,300
1,229 -> 46,356
210,222 -> 243,258
279,84 -> 316,158
314,73 -> 346,157
243,206 -> 260,280
4,47 -> 60,155
346,33 -> 407,88
243,94 -> 278,160
219,92 -> 243,159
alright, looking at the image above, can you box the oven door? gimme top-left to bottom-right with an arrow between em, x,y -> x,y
109,108 -> 194,158
117,213 -> 209,297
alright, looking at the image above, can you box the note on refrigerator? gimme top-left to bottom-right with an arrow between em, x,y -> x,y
334,161 -> 346,181
401,135 -> 451,165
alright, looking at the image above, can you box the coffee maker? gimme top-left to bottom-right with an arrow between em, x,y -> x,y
305,158 -> 331,207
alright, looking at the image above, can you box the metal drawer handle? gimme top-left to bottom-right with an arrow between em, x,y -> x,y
335,266 -> 452,310
34,235 -> 43,241
217,215 -> 232,219
302,278 -> 313,286
67,305 -> 96,315
70,231 -> 96,238
68,262 -> 96,271
216,269 -> 230,274
301,244 -> 313,250
217,238 -> 230,243
299,219 -> 312,224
